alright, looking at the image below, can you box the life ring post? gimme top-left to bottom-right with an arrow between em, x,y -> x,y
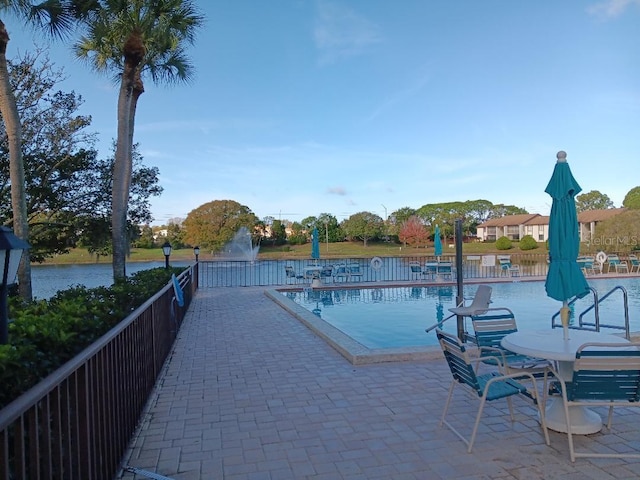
370,256 -> 383,271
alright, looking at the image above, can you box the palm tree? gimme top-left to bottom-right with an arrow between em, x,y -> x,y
0,1 -> 86,300
74,0 -> 203,280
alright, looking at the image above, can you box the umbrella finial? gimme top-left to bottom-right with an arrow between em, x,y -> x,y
556,150 -> 567,163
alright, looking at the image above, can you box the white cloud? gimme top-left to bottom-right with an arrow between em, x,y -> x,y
587,0 -> 640,18
314,1 -> 382,65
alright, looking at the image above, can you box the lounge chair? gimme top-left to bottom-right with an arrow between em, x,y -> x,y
423,262 -> 438,280
333,263 -> 349,282
409,261 -> 423,280
543,342 -> 640,462
606,254 -> 628,273
448,284 -> 492,317
578,256 -> 599,275
630,254 -> 640,273
284,265 -> 303,284
347,263 -> 363,281
320,265 -> 334,283
436,329 -> 549,452
497,255 -> 520,277
303,266 -> 321,281
436,261 -> 454,279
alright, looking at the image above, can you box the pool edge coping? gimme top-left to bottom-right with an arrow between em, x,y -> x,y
265,288 -> 443,365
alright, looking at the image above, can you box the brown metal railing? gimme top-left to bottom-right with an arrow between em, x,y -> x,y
0,266 -> 197,480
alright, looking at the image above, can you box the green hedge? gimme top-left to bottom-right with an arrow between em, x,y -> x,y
495,236 -> 512,250
0,267 -> 185,410
519,235 -> 539,251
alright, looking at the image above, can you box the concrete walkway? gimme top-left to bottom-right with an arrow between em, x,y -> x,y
120,287 -> 640,480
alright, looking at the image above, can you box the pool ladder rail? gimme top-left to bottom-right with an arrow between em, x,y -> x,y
551,285 -> 631,340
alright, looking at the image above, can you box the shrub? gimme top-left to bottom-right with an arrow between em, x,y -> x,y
495,236 -> 512,250
0,267 -> 185,409
519,235 -> 539,251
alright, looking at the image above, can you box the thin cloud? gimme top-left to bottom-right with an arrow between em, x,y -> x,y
365,70 -> 432,122
314,1 -> 382,65
587,0 -> 640,18
327,186 -> 348,195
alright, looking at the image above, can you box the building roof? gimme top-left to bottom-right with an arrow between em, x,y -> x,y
577,208 -> 626,223
477,214 -> 540,228
523,215 -> 549,226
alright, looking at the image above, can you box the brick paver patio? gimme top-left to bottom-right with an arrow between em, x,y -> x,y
119,287 -> 640,479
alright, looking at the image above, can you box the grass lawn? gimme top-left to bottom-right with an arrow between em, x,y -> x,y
40,240 -> 547,265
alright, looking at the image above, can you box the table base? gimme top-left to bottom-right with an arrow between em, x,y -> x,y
544,399 -> 603,434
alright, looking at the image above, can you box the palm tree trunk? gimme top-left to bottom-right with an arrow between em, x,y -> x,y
112,72 -> 134,280
112,62 -> 144,280
0,19 -> 32,300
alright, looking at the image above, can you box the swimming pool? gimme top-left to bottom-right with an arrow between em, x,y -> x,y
278,277 -> 640,350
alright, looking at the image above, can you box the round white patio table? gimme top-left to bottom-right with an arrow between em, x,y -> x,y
501,329 -> 630,434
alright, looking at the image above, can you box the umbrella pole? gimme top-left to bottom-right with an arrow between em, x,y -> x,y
454,219 -> 465,341
560,300 -> 570,341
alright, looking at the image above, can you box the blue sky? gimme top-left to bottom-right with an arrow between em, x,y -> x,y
8,0 -> 640,225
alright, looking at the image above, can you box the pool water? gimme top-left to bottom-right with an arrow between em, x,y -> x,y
282,278 -> 640,348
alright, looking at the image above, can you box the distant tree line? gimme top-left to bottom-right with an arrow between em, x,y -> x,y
166,187 -> 640,254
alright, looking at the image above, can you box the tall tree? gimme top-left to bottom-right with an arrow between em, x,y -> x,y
623,187 -> 640,210
576,190 -> 614,213
398,216 -> 428,248
1,52 -> 162,262
0,1 -> 83,299
340,211 -> 384,247
182,200 -> 259,252
74,0 -> 204,280
388,206 -> 416,237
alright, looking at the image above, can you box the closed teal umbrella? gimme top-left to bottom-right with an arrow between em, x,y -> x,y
434,224 -> 443,259
311,227 -> 320,261
544,151 -> 590,338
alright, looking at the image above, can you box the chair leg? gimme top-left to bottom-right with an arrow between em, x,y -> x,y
606,404 -> 614,429
441,381 -> 456,427
505,396 -> 515,421
530,380 -> 550,446
563,398 -> 576,462
468,395 -> 488,452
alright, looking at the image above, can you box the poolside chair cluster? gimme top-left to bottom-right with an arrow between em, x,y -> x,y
578,253 -> 639,275
409,260 -> 454,280
435,293 -> 640,461
284,262 -> 363,284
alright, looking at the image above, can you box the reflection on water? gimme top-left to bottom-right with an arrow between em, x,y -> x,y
31,261 -> 191,299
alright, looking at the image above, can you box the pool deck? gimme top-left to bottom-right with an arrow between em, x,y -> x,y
119,285 -> 640,480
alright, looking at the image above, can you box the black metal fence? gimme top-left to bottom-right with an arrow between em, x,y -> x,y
0,267 -> 196,480
198,253 -> 551,287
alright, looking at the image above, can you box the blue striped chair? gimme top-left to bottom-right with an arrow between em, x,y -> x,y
436,329 -> 549,452
544,342 -> 640,462
470,308 -> 550,376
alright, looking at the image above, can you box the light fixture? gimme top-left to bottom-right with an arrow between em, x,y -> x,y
193,245 -> 200,262
0,227 -> 30,344
162,241 -> 172,269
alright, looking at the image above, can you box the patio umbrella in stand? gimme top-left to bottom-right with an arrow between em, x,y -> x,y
311,227 -> 320,262
434,225 -> 443,261
544,151 -> 590,340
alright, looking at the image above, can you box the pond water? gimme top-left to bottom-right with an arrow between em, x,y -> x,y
31,261 -> 191,299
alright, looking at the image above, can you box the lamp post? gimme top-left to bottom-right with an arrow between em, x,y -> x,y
162,241 -> 172,269
0,227 -> 30,344
193,245 -> 200,262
